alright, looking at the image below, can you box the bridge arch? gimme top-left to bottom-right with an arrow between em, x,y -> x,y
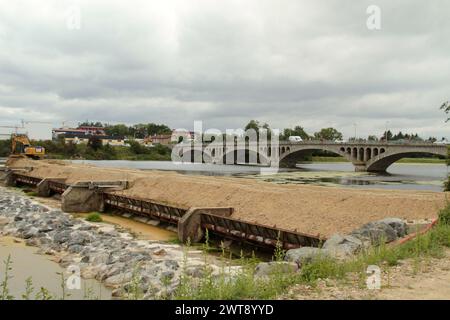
220,148 -> 270,165
366,151 -> 446,172
279,146 -> 352,168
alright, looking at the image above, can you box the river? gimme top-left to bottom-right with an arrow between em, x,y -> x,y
70,160 -> 449,192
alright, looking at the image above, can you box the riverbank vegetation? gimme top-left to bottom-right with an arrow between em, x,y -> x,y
0,138 -> 172,161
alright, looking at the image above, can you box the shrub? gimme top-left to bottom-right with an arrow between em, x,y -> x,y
438,204 -> 450,225
85,212 -> 103,222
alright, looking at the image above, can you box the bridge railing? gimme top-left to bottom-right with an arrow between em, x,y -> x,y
182,140 -> 445,147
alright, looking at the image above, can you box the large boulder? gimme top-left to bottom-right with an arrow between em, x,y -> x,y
105,272 -> 133,287
322,234 -> 363,259
350,221 -> 398,244
284,247 -> 328,267
378,218 -> 407,238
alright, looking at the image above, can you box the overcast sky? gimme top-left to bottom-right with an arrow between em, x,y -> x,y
0,0 -> 449,140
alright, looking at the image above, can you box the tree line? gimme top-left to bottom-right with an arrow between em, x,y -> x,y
78,122 -> 172,138
244,120 -> 440,142
0,137 -> 172,160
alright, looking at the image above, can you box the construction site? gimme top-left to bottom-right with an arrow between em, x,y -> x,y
2,156 -> 447,251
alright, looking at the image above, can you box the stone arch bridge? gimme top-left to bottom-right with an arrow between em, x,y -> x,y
173,141 -> 448,172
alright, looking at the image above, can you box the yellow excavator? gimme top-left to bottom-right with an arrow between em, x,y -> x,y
10,134 -> 45,159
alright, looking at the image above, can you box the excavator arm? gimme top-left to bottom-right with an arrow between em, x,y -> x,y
10,134 -> 44,159
11,134 -> 31,154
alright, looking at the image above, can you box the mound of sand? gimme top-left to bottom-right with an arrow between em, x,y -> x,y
8,158 -> 447,237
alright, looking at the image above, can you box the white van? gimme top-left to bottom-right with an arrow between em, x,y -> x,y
288,136 -> 303,142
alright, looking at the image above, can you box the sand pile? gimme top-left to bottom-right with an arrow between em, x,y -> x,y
8,158 -> 447,237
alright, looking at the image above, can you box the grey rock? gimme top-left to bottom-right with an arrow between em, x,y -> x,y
164,260 -> 179,270
105,264 -> 125,278
351,221 -> 398,244
144,265 -> 162,277
68,244 -> 84,254
185,266 -> 205,278
38,225 -> 54,233
53,230 -> 71,244
378,218 -> 407,238
105,272 -> 133,287
255,261 -> 298,277
90,253 -> 110,265
284,247 -> 328,267
23,227 -> 39,239
322,234 -> 364,258
68,231 -> 92,246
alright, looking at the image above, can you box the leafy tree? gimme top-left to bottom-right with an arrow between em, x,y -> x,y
313,128 -> 343,141
243,120 -> 272,140
282,126 -> 310,140
105,124 -> 129,137
146,123 -> 172,136
368,135 -> 378,141
0,139 -> 11,157
78,121 -> 103,127
87,136 -> 102,151
381,130 -> 393,141
128,140 -> 150,154
244,120 -> 261,132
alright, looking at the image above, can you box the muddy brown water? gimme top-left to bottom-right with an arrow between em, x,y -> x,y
0,237 -> 112,300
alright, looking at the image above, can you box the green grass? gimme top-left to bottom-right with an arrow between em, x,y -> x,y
85,212 -> 103,223
397,158 -> 446,164
311,156 -> 348,162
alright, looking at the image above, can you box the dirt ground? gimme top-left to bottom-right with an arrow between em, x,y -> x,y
8,158 -> 448,237
284,249 -> 450,300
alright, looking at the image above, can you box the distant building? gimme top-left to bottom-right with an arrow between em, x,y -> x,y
52,126 -> 106,140
62,133 -> 90,144
62,133 -> 125,146
151,134 -> 172,145
100,136 -> 125,146
77,126 -> 106,136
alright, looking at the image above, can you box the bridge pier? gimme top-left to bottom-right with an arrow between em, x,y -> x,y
61,181 -> 128,213
353,163 -> 368,172
279,158 -> 298,169
178,207 -> 234,243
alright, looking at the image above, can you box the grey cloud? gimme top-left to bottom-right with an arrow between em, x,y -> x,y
0,0 -> 449,140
